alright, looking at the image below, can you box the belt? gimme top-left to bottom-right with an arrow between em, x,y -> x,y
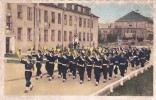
58,62 -> 62,64
36,61 -> 41,63
25,69 -> 31,72
62,64 -> 67,66
120,63 -> 126,65
78,64 -> 84,67
95,65 -> 100,68
103,64 -> 107,66
49,62 -> 54,64
110,63 -> 113,65
87,65 -> 92,66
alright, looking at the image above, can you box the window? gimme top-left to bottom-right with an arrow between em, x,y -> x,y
6,16 -> 12,30
91,20 -> 93,28
90,33 -> 93,41
39,9 -> 41,22
39,33 -> 41,42
79,32 -> 81,41
83,18 -> 86,27
17,5 -> 22,19
39,29 -> 41,42
69,31 -> 72,41
27,28 -> 32,41
83,32 -> 85,41
44,30 -> 48,42
44,10 -> 48,22
17,28 -> 22,40
27,7 -> 32,20
51,30 -> 55,41
58,31 -> 61,41
58,13 -> 61,24
64,15 -> 67,25
7,3 -> 11,10
79,17 -> 82,27
64,31 -> 67,41
87,19 -> 90,28
69,16 -> 72,26
87,33 -> 89,41
51,12 -> 55,23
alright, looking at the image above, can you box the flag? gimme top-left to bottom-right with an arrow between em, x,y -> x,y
48,17 -> 52,28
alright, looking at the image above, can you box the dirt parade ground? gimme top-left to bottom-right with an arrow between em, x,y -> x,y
4,47 -> 153,96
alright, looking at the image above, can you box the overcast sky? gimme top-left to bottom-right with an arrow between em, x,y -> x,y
82,3 -> 153,24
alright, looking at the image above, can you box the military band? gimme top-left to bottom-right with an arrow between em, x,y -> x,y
19,46 -> 151,93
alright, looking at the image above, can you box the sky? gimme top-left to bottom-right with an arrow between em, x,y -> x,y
82,3 -> 153,24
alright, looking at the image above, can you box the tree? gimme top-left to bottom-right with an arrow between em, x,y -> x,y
107,33 -> 117,43
98,30 -> 104,43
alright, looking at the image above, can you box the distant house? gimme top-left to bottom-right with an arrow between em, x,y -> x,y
99,11 -> 153,43
115,11 -> 153,41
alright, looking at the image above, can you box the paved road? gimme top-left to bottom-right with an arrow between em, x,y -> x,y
4,47 -> 153,96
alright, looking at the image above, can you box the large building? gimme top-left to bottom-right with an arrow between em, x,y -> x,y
5,3 -> 99,53
99,11 -> 153,43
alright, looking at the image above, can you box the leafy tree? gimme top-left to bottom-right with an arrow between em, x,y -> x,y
107,33 -> 117,43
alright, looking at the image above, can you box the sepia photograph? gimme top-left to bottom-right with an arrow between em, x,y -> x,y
1,1 -> 153,97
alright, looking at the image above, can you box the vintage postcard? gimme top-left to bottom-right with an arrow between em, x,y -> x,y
0,0 -> 155,100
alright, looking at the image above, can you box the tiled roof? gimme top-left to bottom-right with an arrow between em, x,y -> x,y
116,11 -> 153,24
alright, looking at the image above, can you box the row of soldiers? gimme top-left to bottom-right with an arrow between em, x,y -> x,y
19,46 -> 151,93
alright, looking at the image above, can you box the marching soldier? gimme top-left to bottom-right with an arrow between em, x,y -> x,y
32,50 -> 43,80
57,52 -> 63,78
129,49 -> 135,70
92,53 -> 102,86
146,48 -> 151,63
76,52 -> 86,84
44,50 -> 50,77
114,52 -> 120,78
61,53 -> 69,82
119,52 -> 127,78
108,53 -> 115,80
19,55 -> 34,93
135,49 -> 140,69
140,48 -> 146,68
101,54 -> 109,83
68,51 -> 74,76
48,51 -> 57,81
85,51 -> 93,81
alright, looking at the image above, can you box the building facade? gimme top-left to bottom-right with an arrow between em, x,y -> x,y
5,3 -> 99,53
99,11 -> 153,42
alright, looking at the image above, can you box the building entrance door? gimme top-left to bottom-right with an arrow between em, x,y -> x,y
6,37 -> 10,53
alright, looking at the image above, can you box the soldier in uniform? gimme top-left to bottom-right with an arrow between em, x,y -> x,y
19,55 -> 34,93
146,48 -> 151,63
57,52 -> 63,78
129,49 -> 135,70
76,52 -> 86,84
119,52 -> 127,78
68,51 -> 74,76
44,50 -> 50,77
114,52 -> 120,78
32,50 -> 43,80
85,51 -> 93,81
140,48 -> 146,68
48,51 -> 57,81
101,54 -> 109,83
61,53 -> 69,82
92,53 -> 102,86
135,49 -> 140,69
108,53 -> 114,80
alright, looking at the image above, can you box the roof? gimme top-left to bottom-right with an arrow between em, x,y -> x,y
39,3 -> 99,18
116,11 -> 153,24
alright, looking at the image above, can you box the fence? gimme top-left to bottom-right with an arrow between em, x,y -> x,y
90,63 -> 152,96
